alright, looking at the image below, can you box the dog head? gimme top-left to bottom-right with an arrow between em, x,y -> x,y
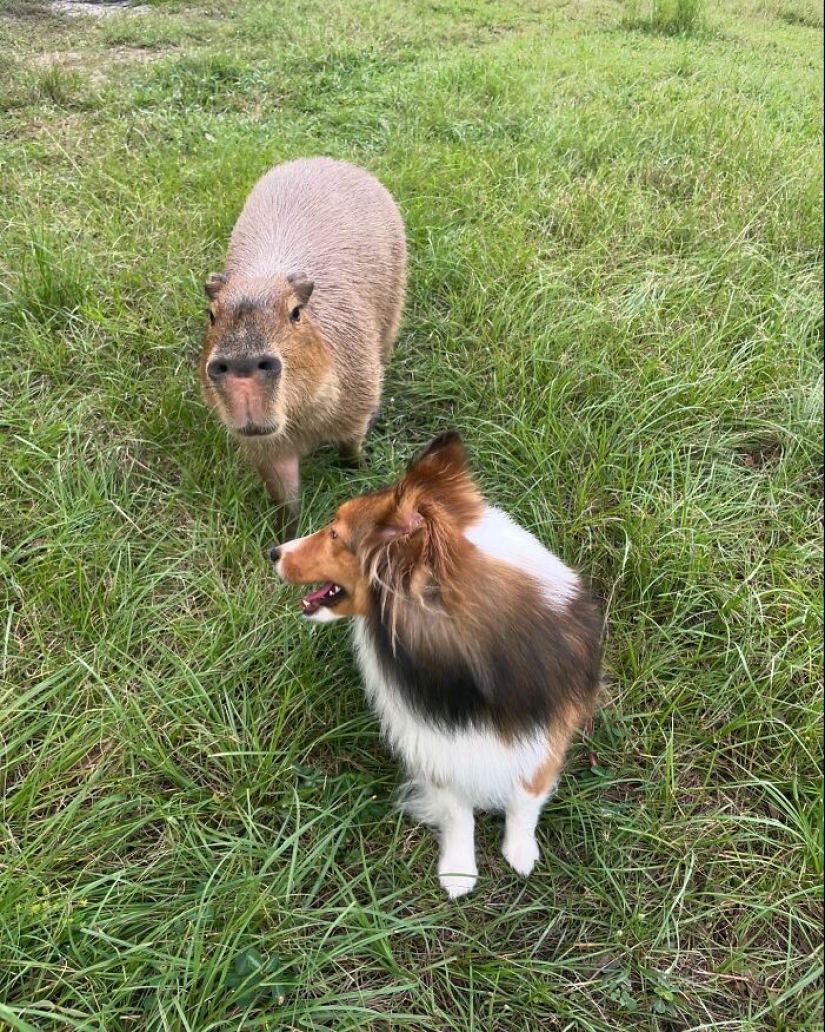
268,431 -> 484,621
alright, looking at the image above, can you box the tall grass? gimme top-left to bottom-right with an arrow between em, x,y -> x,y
625,0 -> 705,34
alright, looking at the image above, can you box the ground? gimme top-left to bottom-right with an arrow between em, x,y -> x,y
0,0 -> 822,1029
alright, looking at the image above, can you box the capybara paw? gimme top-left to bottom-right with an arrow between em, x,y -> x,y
337,443 -> 366,469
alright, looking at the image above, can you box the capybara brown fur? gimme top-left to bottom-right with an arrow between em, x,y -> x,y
200,156 -> 407,533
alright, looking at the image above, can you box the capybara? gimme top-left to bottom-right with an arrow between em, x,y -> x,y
200,156 -> 407,533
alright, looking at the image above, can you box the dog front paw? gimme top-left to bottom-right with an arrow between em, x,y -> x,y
438,857 -> 478,898
439,871 -> 478,898
502,832 -> 540,877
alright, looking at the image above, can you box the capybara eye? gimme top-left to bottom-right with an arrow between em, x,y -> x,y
290,306 -> 301,324
329,528 -> 338,540
208,309 -> 216,325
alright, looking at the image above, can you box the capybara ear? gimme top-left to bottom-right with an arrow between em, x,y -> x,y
205,272 -> 228,300
406,430 -> 468,479
286,272 -> 315,306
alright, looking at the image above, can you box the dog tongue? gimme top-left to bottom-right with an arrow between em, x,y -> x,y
301,582 -> 338,615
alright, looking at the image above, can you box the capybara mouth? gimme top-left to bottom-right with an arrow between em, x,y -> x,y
301,582 -> 347,615
236,422 -> 278,438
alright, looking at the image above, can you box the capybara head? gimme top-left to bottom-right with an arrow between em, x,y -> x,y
199,271 -> 330,439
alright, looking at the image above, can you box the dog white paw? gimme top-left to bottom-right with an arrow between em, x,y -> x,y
439,871 -> 478,898
438,858 -> 478,898
502,833 -> 540,877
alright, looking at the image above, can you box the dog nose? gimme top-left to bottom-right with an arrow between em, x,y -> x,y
267,544 -> 281,563
207,355 -> 282,381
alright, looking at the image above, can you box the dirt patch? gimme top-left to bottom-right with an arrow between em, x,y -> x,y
30,49 -> 87,68
50,0 -> 150,16
30,45 -> 163,86
107,43 -> 163,61
737,441 -> 784,469
33,45 -> 161,65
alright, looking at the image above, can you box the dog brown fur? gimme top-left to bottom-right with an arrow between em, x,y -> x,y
272,432 -> 603,895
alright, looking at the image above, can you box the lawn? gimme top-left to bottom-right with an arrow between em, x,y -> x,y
0,0 -> 822,1029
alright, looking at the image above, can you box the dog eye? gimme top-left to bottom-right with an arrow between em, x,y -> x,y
329,528 -> 338,540
290,306 -> 301,324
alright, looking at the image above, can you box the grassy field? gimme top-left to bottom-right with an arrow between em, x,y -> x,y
0,0 -> 822,1028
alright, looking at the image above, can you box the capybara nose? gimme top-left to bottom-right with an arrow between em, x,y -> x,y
267,544 -> 282,563
207,355 -> 282,381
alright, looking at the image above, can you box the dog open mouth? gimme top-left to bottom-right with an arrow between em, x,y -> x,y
301,582 -> 347,616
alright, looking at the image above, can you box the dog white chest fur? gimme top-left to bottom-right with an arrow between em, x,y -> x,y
351,505 -> 581,897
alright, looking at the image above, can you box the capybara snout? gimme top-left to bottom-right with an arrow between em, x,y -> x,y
205,355 -> 282,381
204,349 -> 283,436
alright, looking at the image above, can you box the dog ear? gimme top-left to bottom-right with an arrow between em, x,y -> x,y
400,430 -> 483,533
375,509 -> 425,542
406,431 -> 468,480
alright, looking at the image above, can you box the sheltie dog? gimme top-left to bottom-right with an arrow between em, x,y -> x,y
269,432 -> 602,897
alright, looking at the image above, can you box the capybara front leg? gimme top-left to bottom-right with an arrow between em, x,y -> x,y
252,453 -> 301,537
338,439 -> 365,468
338,413 -> 372,468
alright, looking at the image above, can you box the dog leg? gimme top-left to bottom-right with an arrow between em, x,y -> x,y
437,795 -> 477,898
400,780 -> 477,898
502,780 -> 557,878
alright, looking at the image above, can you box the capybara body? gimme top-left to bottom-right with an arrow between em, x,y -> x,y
200,156 -> 407,532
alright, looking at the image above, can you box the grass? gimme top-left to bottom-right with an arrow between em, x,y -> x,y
0,0 -> 822,1028
624,0 -> 707,35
